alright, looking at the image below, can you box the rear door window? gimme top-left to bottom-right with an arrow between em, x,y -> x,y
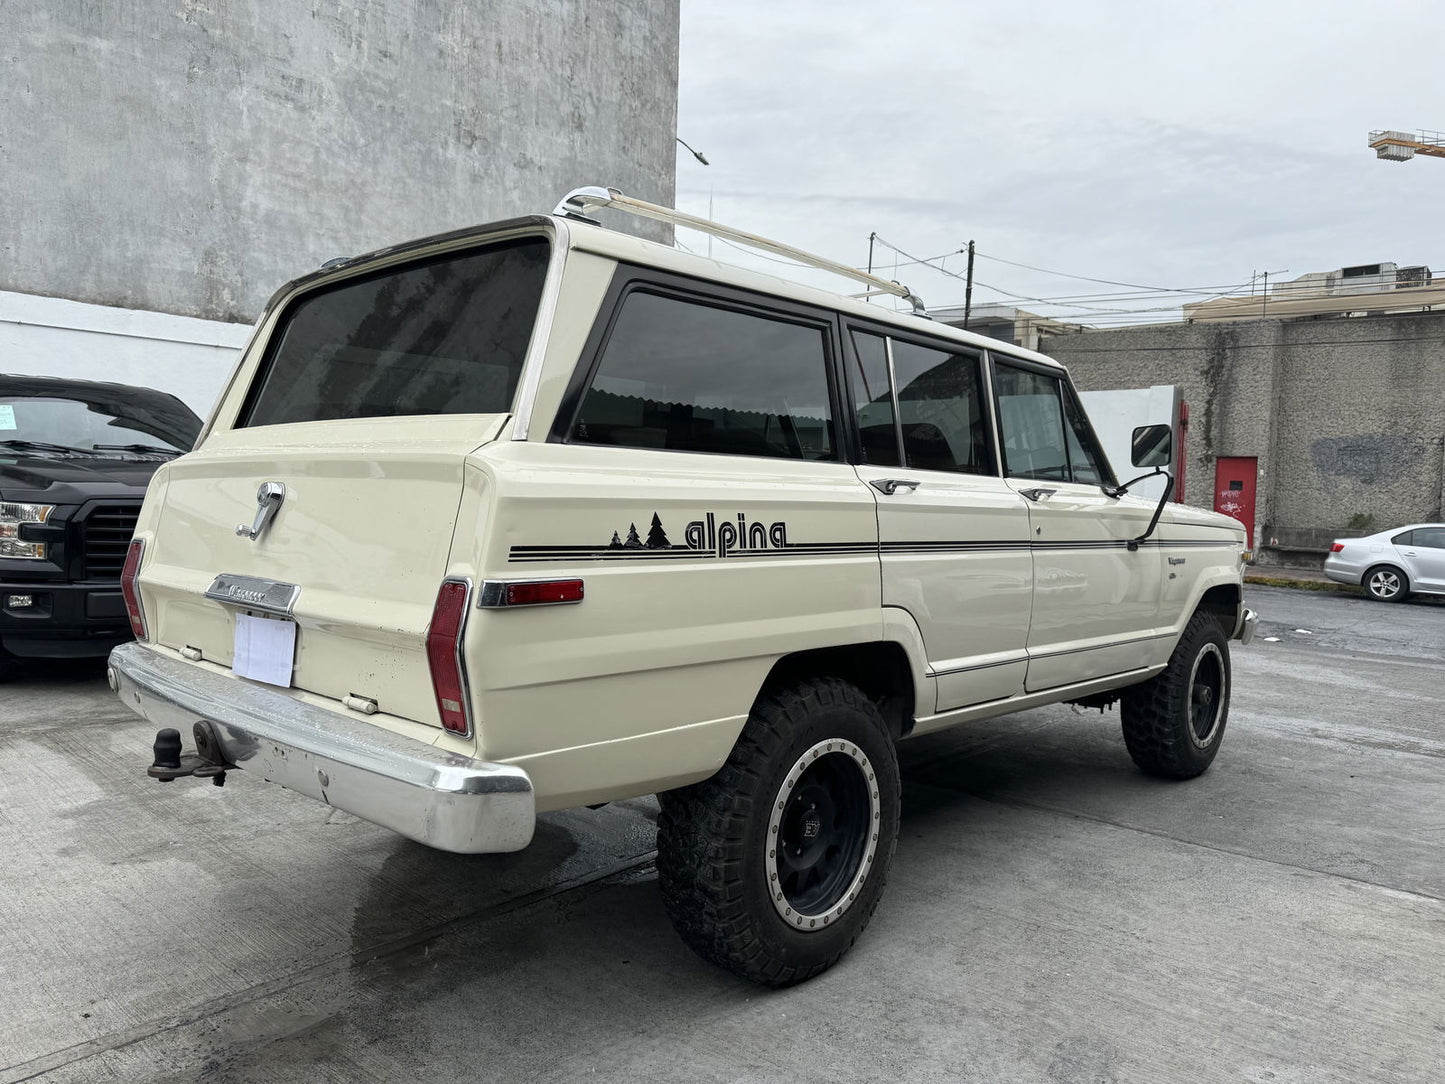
890,341 -> 994,475
241,237 -> 550,427
570,290 -> 836,460
1410,527 -> 1445,549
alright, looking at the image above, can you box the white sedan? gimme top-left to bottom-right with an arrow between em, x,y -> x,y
1323,524 -> 1445,602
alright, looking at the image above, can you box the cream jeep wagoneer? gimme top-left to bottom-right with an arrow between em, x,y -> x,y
110,187 -> 1257,986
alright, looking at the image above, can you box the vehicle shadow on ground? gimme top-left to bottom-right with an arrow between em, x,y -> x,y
2,654 -> 110,688
160,719 -> 1187,1079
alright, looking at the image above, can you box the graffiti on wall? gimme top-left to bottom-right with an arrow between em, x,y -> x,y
1309,435 -> 1427,486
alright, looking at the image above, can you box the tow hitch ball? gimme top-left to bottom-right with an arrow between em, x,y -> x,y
148,722 -> 234,787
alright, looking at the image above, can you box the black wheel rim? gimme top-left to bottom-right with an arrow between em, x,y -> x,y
1188,644 -> 1226,747
766,739 -> 880,930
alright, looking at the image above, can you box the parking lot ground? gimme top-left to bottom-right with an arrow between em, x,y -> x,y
2,585 -> 1442,1083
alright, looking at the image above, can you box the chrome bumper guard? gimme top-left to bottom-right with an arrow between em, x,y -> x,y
1233,607 -> 1259,646
108,642 -> 535,854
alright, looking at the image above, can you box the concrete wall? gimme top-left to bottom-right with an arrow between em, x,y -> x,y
1044,313 -> 1445,565
3,0 -> 679,323
0,291 -> 248,417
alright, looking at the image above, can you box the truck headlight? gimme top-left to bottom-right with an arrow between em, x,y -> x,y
0,502 -> 57,559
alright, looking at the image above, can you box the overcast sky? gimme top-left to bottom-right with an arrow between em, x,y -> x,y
673,0 -> 1444,325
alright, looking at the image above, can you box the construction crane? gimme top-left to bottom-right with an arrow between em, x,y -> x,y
1368,129 -> 1445,162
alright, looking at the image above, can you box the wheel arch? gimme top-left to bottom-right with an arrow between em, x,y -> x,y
758,640 -> 920,740
1194,580 -> 1242,636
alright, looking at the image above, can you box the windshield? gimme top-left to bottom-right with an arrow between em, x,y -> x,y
240,236 -> 551,427
0,394 -> 199,454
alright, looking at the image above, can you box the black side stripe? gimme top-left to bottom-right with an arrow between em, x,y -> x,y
509,537 -> 1235,562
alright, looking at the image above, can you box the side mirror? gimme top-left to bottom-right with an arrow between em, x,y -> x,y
1131,424 -> 1172,468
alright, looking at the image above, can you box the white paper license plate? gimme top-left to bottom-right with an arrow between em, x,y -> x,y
233,612 -> 297,687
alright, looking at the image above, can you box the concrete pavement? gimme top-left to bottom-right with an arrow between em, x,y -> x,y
1,586 -> 1441,1082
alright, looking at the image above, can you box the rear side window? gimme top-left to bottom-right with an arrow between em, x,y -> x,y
1410,527 -> 1445,549
571,291 -> 836,461
241,237 -> 550,427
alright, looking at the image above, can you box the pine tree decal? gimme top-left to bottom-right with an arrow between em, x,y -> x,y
623,523 -> 643,549
645,512 -> 671,549
608,530 -> 623,548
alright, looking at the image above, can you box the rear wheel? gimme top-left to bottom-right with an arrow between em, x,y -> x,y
656,677 -> 901,987
1120,611 -> 1231,779
1363,565 -> 1409,602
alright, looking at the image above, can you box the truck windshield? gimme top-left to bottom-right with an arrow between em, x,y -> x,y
0,392 -> 199,454
240,236 -> 550,427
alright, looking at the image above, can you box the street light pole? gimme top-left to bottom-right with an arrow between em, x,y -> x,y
676,136 -> 712,257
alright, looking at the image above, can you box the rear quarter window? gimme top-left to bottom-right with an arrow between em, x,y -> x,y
240,237 -> 549,427
569,289 -> 837,461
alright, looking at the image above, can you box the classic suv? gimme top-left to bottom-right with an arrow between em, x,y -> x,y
109,188 -> 1255,986
0,375 -> 199,676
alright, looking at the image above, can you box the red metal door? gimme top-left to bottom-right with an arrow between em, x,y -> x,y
1214,457 -> 1257,548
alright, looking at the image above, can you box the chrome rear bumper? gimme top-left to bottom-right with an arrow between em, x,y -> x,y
108,642 -> 534,854
1233,607 -> 1259,645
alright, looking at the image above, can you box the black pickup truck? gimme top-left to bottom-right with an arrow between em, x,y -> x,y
0,375 -> 200,677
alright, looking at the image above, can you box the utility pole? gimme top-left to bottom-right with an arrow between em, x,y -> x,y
866,232 -> 876,303
963,240 -> 976,329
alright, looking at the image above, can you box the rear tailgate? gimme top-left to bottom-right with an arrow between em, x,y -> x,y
136,228 -> 555,727
145,416 -> 506,725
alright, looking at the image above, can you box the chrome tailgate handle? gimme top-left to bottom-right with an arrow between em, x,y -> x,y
1019,487 -> 1057,502
869,478 -> 921,496
236,481 -> 286,540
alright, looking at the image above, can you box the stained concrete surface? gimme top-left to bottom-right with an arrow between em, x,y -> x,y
1,586 -> 1442,1082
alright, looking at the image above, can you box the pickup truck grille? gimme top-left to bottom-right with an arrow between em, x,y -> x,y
81,503 -> 142,580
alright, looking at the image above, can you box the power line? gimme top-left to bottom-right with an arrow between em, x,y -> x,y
974,251 -> 1181,291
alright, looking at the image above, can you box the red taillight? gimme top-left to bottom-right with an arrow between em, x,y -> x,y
426,578 -> 472,735
504,579 -> 584,607
120,539 -> 147,640
1330,542 -> 1346,553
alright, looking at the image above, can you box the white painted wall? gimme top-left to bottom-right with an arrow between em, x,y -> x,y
1079,385 -> 1181,502
0,290 -> 252,418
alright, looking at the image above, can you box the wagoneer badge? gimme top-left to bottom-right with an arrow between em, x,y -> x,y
204,573 -> 300,617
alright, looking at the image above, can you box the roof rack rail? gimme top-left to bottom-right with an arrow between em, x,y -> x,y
553,186 -> 929,318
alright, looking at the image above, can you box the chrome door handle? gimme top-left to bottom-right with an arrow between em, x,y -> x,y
1019,487 -> 1057,502
869,478 -> 921,496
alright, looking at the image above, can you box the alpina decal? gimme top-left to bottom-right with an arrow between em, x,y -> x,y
508,512 -> 872,563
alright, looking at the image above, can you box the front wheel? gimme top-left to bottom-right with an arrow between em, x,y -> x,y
1120,611 -> 1231,779
656,677 -> 901,986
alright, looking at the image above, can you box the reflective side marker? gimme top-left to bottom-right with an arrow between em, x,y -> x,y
477,579 -> 584,608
